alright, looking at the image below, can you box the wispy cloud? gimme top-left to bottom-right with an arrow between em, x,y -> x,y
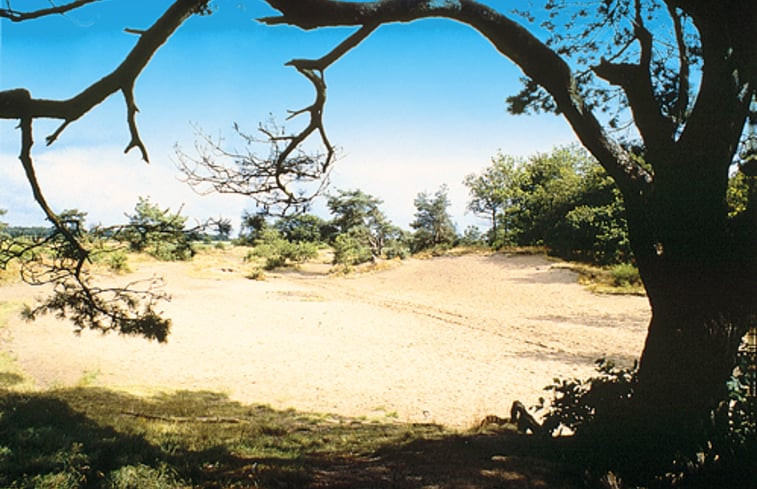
0,145 -> 249,229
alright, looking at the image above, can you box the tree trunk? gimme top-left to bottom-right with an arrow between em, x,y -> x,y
620,157 -> 757,468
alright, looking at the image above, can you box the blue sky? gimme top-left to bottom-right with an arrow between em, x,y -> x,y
0,1 -> 576,232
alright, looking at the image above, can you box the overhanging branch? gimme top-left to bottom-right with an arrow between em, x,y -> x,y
176,22 -> 377,214
261,0 -> 652,199
0,0 -> 101,21
0,0 -> 209,161
0,0 -> 209,341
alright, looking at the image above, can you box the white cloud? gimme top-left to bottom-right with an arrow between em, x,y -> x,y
1,145 -> 249,230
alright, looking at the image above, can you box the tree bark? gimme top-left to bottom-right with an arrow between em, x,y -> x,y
621,153 -> 756,462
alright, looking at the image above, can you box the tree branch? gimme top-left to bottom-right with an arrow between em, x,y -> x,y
0,0 -> 208,341
666,3 -> 690,125
593,4 -> 675,151
0,0 -> 101,21
176,23 -> 376,214
261,0 -> 652,199
0,0 -> 209,161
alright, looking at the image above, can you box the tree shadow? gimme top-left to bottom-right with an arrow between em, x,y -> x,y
0,386 -> 584,488
304,430 -> 582,489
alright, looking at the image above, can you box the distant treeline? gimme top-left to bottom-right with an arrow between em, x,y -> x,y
4,226 -> 51,239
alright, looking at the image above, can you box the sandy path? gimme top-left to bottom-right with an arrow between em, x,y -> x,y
0,253 -> 650,428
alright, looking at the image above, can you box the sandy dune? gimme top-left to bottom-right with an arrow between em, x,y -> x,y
0,253 -> 650,428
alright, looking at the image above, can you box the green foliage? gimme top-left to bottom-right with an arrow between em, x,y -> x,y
470,145 -> 632,264
727,172 -> 754,217
274,213 -> 327,243
247,228 -> 318,270
711,337 -> 756,467
120,197 -> 194,261
410,185 -> 457,252
464,153 -> 523,246
0,209 -> 8,237
238,209 -> 269,244
57,209 -> 88,239
332,230 -> 373,266
538,359 -> 638,437
327,189 -> 408,264
459,225 -> 485,247
105,250 -> 130,273
539,351 -> 757,486
609,263 -> 640,287
211,218 -> 232,241
382,235 -> 411,260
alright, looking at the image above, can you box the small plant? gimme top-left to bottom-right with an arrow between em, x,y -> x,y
119,197 -> 195,262
537,358 -> 637,436
609,263 -> 640,287
332,232 -> 372,266
106,250 -> 130,273
247,228 -> 318,270
247,267 -> 266,281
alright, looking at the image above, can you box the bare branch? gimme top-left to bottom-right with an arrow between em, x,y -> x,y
0,0 -> 209,160
0,0 -> 101,21
666,3 -> 690,124
0,1 -> 209,340
593,3 -> 675,151
122,82 -> 150,162
261,0 -> 652,199
176,23 -> 376,214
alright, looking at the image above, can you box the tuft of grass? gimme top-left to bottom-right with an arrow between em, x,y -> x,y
557,262 -> 645,295
609,263 -> 641,287
246,267 -> 267,281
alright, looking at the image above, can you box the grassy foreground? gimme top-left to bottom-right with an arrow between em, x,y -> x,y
0,387 -> 581,489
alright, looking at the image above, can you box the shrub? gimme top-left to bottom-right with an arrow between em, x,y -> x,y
383,240 -> 410,260
120,197 -> 194,261
610,263 -> 640,287
539,351 -> 757,487
538,358 -> 637,436
332,232 -> 372,266
247,229 -> 318,270
106,250 -> 130,273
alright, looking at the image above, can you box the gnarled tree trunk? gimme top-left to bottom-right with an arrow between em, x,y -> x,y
622,154 -> 756,464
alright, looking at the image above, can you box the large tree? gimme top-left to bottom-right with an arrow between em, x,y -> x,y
255,0 -> 757,465
410,185 -> 457,252
1,0 -> 756,473
463,153 -> 522,246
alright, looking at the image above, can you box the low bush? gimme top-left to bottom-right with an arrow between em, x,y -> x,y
610,263 -> 641,287
246,229 -> 318,270
105,250 -> 130,273
332,232 -> 373,266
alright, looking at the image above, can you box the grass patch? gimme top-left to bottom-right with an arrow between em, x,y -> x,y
0,387 -> 582,489
556,262 -> 646,295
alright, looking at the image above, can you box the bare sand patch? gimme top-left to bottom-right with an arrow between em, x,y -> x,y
0,253 -> 650,428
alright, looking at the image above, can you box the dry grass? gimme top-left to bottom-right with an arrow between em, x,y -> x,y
553,262 -> 646,296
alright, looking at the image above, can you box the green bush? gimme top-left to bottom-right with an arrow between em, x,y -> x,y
332,232 -> 373,266
106,250 -> 130,273
383,240 -> 410,260
538,359 -> 637,436
247,229 -> 318,270
120,197 -> 194,262
610,263 -> 640,287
